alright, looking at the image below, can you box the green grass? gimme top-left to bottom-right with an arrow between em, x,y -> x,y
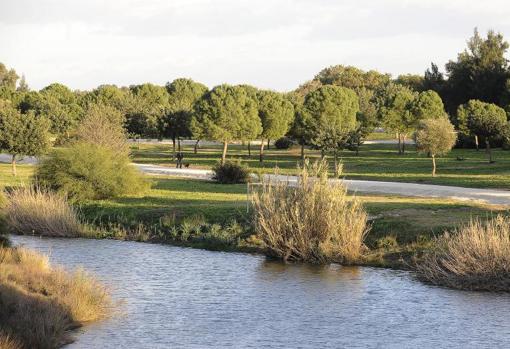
131,142 -> 510,189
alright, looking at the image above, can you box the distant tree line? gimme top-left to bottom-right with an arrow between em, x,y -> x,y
0,28 -> 509,170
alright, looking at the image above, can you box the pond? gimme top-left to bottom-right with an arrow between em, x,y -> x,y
11,235 -> 510,349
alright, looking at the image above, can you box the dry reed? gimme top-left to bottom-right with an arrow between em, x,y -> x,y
0,246 -> 111,348
416,215 -> 510,291
251,160 -> 369,264
4,186 -> 84,237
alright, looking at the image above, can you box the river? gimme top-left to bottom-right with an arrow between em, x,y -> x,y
10,235 -> 510,349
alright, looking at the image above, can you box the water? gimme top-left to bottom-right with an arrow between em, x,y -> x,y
10,235 -> 510,349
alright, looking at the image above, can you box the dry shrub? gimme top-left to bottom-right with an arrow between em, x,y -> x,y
0,247 -> 111,348
4,186 -> 84,237
0,332 -> 23,349
251,160 -> 369,264
416,215 -> 510,291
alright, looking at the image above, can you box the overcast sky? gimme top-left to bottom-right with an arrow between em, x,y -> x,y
1,0 -> 509,92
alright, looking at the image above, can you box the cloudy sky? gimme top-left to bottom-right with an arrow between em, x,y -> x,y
1,0 -> 509,91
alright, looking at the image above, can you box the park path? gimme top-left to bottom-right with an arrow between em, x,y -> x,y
134,163 -> 510,206
1,154 -> 507,206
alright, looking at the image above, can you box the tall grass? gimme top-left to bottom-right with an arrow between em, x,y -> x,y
4,186 -> 84,237
416,215 -> 510,291
0,246 -> 111,348
251,160 -> 369,264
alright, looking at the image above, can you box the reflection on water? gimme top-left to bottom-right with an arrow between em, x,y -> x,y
11,235 -> 510,349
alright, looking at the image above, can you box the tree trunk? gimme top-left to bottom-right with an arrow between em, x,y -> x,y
11,155 -> 16,177
397,133 -> 402,154
321,149 -> 325,159
333,150 -> 338,175
267,139 -> 270,149
431,154 -> 436,177
259,140 -> 265,162
475,135 -> 479,151
221,141 -> 228,165
248,141 -> 251,157
486,139 -> 493,163
177,138 -> 181,152
194,140 -> 199,154
172,137 -> 176,160
301,142 -> 305,161
402,134 -> 406,154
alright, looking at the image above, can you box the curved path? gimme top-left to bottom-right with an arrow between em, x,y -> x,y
0,154 -> 507,205
134,163 -> 510,206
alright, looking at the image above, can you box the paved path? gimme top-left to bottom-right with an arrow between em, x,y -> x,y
134,164 -> 510,206
2,155 -> 507,205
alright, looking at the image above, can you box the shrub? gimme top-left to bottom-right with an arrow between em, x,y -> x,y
0,246 -> 111,348
36,142 -> 148,201
274,136 -> 294,149
416,216 -> 510,291
5,186 -> 84,237
211,160 -> 250,184
251,160 -> 369,264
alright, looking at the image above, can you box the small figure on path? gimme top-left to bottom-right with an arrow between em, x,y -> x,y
176,152 -> 184,168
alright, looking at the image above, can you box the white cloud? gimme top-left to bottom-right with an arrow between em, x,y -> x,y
0,0 -> 508,91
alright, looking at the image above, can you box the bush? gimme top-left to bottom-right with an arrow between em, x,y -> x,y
0,247 -> 111,348
36,143 -> 148,201
416,216 -> 510,291
274,137 -> 293,149
251,160 -> 369,264
211,160 -> 250,184
5,186 -> 84,237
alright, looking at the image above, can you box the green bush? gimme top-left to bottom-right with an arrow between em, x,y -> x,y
274,137 -> 294,149
211,160 -> 250,184
35,143 -> 148,202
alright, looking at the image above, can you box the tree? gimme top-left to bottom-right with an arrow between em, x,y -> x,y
76,104 -> 129,156
0,107 -> 50,176
127,83 -> 169,138
457,100 -> 507,163
346,88 -> 378,155
314,65 -> 390,90
395,74 -> 426,92
303,85 -> 358,171
0,63 -> 19,90
444,29 -> 510,114
377,83 -> 418,153
163,78 -> 208,156
37,83 -> 84,140
415,117 -> 457,176
17,74 -> 29,92
191,84 -> 261,164
412,90 -> 447,121
256,90 -> 294,162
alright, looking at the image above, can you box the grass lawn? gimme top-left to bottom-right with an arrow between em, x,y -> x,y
131,141 -> 510,189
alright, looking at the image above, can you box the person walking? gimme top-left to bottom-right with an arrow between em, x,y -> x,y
176,152 -> 184,168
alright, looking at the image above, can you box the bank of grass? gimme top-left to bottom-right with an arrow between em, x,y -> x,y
131,142 -> 510,189
0,246 -> 111,348
0,162 -> 507,269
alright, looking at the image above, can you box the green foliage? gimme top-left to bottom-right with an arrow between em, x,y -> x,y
457,99 -> 507,139
412,90 -> 447,120
212,160 -> 250,184
274,137 -> 294,149
0,106 -> 50,174
0,63 -> 19,90
36,143 -> 148,201
304,85 -> 359,153
127,83 -> 169,138
445,29 -> 510,113
314,65 -> 390,90
161,78 -> 208,141
256,90 -> 294,140
394,74 -> 426,92
415,117 -> 457,175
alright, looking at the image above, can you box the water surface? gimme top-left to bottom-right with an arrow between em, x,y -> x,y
11,235 -> 510,349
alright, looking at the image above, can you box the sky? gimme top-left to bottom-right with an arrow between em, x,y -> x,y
1,0 -> 510,92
